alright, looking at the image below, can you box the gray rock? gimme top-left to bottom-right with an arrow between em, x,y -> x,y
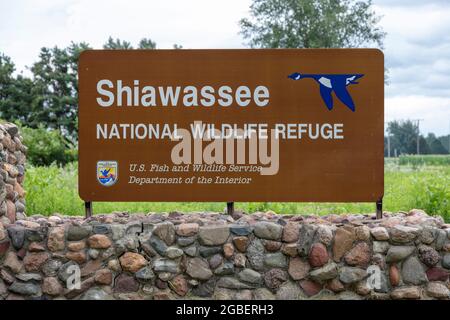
198,225 -> 230,246
276,281 -> 305,300
116,235 -> 138,253
373,241 -> 390,254
426,282 -> 450,299
67,226 -> 91,241
339,267 -> 367,284
435,229 -> 447,250
253,288 -> 276,300
191,278 -> 217,297
153,222 -> 176,246
183,246 -> 197,257
297,224 -> 316,257
25,228 -> 46,242
15,201 -> 25,213
199,246 -> 222,257
15,273 -> 42,282
110,224 -> 125,241
88,249 -> 99,259
177,237 -> 196,247
114,240 -> 127,256
213,287 -> 235,300
81,287 -> 112,300
374,273 -> 389,293
135,266 -> 155,282
264,252 -> 287,268
166,247 -> 183,259
247,239 -> 265,271
16,165 -> 25,176
337,291 -> 364,300
0,200 -> 6,216
402,256 -> 428,285
16,212 -> 27,220
442,254 -> 450,269
253,221 -> 283,240
186,258 -> 213,280
385,246 -> 415,262
142,222 -> 155,233
0,279 -> 6,296
419,227 -> 435,244
9,281 -> 40,296
153,259 -> 179,273
101,247 -> 115,260
125,221 -> 142,236
4,123 -> 19,136
7,226 -> 25,250
208,254 -> 223,269
316,225 -> 333,246
93,224 -> 110,234
217,277 -> 255,289
57,261 -> 78,282
214,262 -> 234,276
42,259 -> 62,277
149,236 -> 168,256
229,225 -> 252,236
389,225 -> 418,243
309,262 -> 338,282
238,269 -> 262,285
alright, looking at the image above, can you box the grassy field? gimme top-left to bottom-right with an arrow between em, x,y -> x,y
24,156 -> 450,221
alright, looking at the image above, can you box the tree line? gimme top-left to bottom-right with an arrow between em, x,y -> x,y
1,0 -> 447,164
385,120 -> 449,156
0,37 -> 183,142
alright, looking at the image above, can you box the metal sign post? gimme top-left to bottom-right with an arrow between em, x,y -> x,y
85,201 -> 92,218
227,202 -> 234,215
376,198 -> 383,219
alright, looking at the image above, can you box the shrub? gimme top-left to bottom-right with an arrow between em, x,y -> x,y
21,125 -> 77,166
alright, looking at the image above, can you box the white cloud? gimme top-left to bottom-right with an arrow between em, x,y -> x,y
386,95 -> 450,136
0,0 -> 251,72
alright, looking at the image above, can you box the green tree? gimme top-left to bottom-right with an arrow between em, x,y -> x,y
0,53 -> 15,97
138,38 -> 157,49
21,125 -> 76,166
31,42 -> 91,140
426,133 -> 448,154
439,135 -> 450,153
387,120 -> 430,155
0,53 -> 35,124
103,37 -> 133,49
240,0 -> 385,48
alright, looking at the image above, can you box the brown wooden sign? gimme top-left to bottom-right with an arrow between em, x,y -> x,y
78,49 -> 384,202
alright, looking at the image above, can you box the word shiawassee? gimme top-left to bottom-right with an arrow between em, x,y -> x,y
96,80 -> 270,107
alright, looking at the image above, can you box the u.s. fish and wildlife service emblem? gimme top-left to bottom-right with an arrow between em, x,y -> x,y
97,161 -> 118,186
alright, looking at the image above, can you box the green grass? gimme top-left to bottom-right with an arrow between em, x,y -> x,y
24,160 -> 450,221
398,154 -> 450,167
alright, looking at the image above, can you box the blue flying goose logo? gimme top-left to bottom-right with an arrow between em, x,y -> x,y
288,73 -> 364,111
100,168 -> 111,177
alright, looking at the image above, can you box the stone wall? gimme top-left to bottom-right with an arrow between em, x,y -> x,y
0,209 -> 449,300
0,123 -> 26,224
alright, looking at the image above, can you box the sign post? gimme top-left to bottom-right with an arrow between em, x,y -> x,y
78,49 -> 384,218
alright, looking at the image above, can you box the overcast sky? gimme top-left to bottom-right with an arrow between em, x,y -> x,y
0,0 -> 449,135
